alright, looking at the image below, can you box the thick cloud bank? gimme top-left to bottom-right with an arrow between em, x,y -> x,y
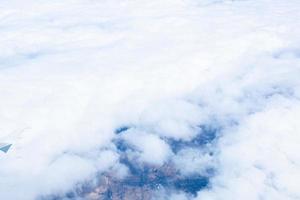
0,0 -> 300,199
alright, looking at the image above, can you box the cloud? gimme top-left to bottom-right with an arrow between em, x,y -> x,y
118,129 -> 172,165
198,101 -> 300,200
173,147 -> 215,176
0,0 -> 300,199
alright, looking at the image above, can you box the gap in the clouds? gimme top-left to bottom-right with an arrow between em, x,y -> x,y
113,123 -> 220,154
87,158 -> 210,199
114,126 -> 131,135
113,138 -> 135,152
174,175 -> 209,196
39,164 -> 210,200
118,156 -> 172,189
108,124 -> 216,198
40,123 -> 220,200
109,123 -> 218,198
167,124 -> 220,154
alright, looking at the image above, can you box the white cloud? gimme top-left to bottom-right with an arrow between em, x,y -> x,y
198,100 -> 300,200
173,148 -> 215,176
0,0 -> 300,199
119,129 -> 172,166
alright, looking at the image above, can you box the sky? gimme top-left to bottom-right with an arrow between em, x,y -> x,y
0,0 -> 300,199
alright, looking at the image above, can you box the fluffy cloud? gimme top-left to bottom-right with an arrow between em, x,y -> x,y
118,129 -> 172,165
0,0 -> 300,199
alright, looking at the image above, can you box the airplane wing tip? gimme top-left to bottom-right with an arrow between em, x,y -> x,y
0,144 -> 12,153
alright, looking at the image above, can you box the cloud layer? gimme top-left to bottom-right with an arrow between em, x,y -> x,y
0,0 -> 300,199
